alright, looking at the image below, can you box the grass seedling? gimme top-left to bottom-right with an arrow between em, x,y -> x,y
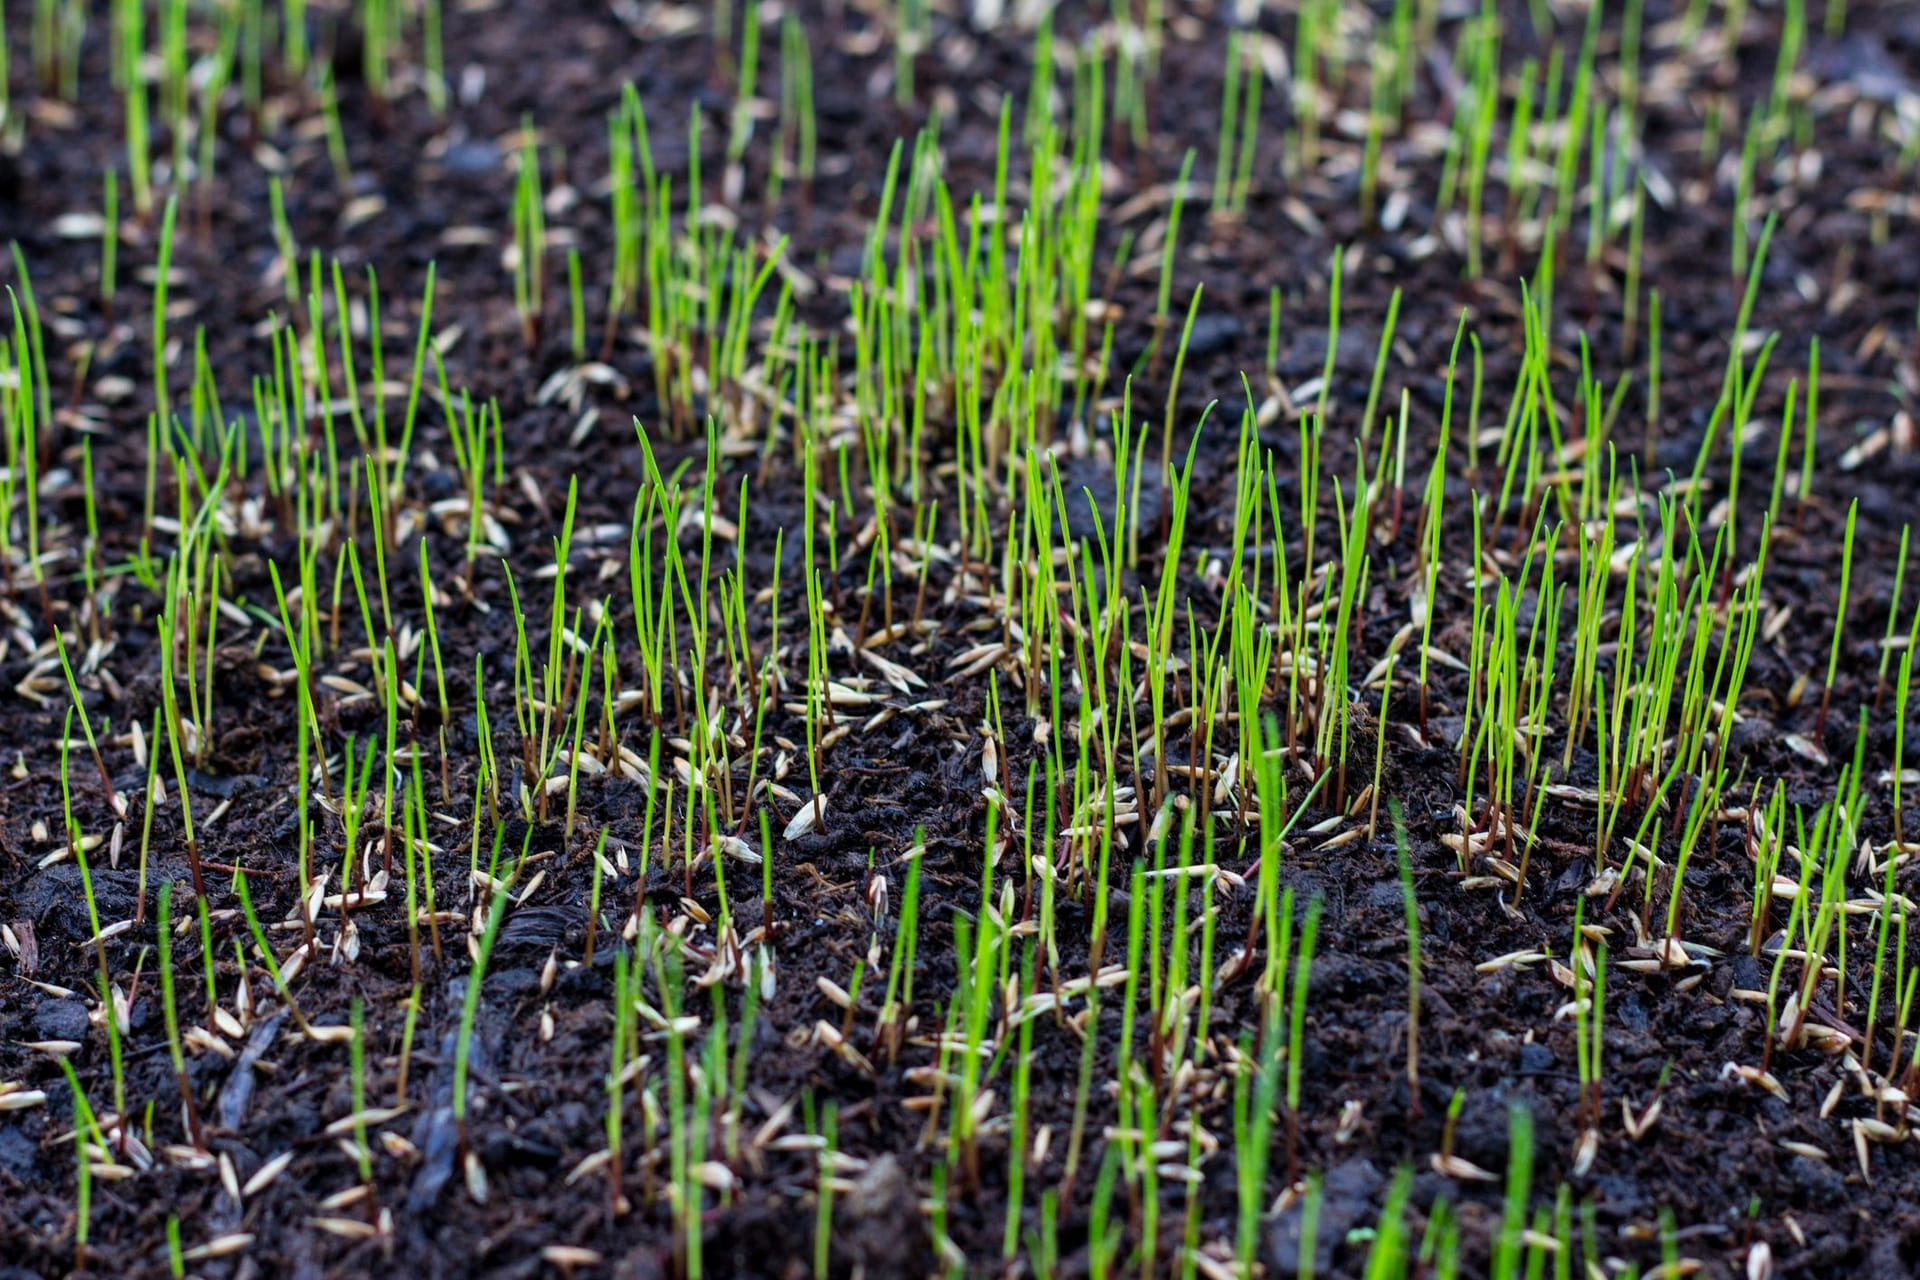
1810,499 -> 1858,743
1876,525 -> 1910,701
68,1070 -> 92,1269
151,194 -> 178,432
233,870 -> 325,1039
1570,900 -> 1608,1130
63,715 -> 127,1141
52,628 -> 120,817
155,883 -> 206,1149
100,169 -> 118,312
319,67 -> 351,187
454,843 -> 515,1145
154,615 -> 203,899
1146,148 -> 1196,374
1364,1167 -> 1415,1278
1285,896 -> 1323,1183
813,1097 -> 838,1280
773,15 -> 816,206
1797,337 -> 1819,526
512,118 -> 547,350
1494,1102 -> 1535,1279
1391,801 -> 1422,1122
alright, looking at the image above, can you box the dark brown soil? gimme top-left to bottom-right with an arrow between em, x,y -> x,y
3,2 -> 1920,1278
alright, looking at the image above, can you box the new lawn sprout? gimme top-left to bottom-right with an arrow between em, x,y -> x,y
3,0 -> 1920,1275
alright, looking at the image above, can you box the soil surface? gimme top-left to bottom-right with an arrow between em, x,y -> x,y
3,1 -> 1920,1278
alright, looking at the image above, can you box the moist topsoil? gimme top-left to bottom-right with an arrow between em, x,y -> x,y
3,1 -> 1920,1278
